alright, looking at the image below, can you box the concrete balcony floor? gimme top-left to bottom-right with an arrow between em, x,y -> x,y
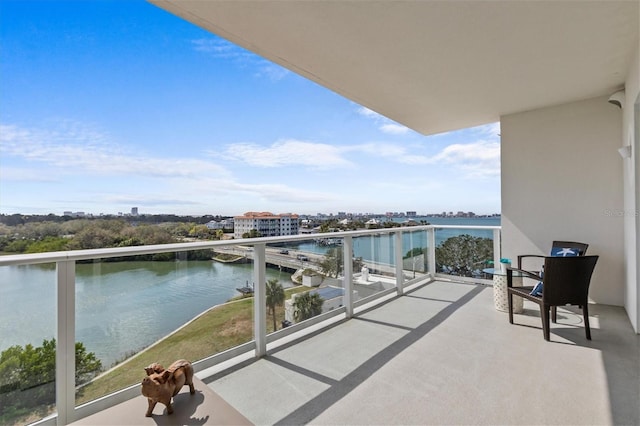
73,280 -> 639,425
202,280 -> 639,425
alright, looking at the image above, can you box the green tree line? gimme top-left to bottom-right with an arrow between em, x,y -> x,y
0,218 -> 226,257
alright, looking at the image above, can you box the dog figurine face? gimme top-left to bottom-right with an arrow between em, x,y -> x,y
141,359 -> 195,417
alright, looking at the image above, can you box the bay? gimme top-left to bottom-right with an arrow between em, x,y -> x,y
0,260 -> 292,367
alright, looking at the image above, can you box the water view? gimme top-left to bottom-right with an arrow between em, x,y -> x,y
0,260 -> 291,367
0,217 -> 499,368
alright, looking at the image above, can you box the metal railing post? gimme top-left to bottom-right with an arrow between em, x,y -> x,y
343,235 -> 354,318
394,231 -> 404,295
56,260 -> 76,426
493,228 -> 501,269
253,244 -> 267,357
427,227 -> 436,278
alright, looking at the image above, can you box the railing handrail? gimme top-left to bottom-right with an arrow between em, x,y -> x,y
0,224 -> 499,267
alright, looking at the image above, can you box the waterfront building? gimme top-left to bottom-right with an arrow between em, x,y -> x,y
205,218 -> 234,230
233,211 -> 299,239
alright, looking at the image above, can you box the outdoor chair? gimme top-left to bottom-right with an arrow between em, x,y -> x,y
507,255 -> 599,341
517,240 -> 589,269
516,240 -> 589,318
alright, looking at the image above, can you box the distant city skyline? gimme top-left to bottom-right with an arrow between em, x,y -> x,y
0,1 -> 501,217
21,209 -> 499,219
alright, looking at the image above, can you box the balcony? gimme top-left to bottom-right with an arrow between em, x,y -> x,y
1,225 -> 638,425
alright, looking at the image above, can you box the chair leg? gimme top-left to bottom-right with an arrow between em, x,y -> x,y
541,304 -> 551,341
551,306 -> 557,323
507,291 -> 514,324
583,303 -> 591,340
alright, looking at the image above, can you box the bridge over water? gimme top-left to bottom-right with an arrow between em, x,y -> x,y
213,245 -> 403,277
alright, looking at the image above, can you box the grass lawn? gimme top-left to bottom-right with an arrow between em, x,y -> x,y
77,285 -> 310,405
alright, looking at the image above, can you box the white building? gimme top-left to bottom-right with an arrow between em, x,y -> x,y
233,212 -> 299,239
205,219 -> 234,230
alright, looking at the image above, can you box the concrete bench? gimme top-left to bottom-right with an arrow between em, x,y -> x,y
71,377 -> 253,425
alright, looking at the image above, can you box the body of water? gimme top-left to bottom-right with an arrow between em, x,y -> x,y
0,216 -> 499,367
0,260 -> 291,367
294,216 -> 500,265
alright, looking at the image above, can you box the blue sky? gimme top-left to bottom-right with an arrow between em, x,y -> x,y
0,0 -> 500,217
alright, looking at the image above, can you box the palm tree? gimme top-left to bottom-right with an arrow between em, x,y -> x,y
293,292 -> 324,322
266,279 -> 285,331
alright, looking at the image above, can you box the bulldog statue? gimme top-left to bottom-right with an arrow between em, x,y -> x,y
141,359 -> 195,417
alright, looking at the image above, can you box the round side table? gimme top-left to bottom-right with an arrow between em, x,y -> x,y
483,268 -> 524,313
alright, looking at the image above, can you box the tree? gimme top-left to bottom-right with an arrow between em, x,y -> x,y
242,229 -> 261,238
265,279 -> 285,331
293,292 -> 324,322
0,339 -> 102,424
319,247 -> 363,278
319,247 -> 343,278
435,234 -> 493,277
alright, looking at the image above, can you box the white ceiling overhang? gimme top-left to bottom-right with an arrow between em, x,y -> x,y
149,0 -> 639,135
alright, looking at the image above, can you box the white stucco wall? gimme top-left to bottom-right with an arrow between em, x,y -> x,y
501,95 -> 624,306
623,41 -> 639,332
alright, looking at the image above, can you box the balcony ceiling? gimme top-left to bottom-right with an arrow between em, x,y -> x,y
149,0 -> 639,135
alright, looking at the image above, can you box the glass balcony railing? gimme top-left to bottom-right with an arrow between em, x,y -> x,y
0,225 -> 499,426
433,225 -> 500,281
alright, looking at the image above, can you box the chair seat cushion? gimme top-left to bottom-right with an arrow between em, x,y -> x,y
530,281 -> 543,296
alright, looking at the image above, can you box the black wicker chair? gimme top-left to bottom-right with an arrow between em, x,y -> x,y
517,241 -> 589,269
507,256 -> 598,341
516,241 -> 589,321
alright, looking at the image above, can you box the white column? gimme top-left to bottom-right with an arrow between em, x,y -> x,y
395,231 -> 404,295
427,227 -> 436,278
56,260 -> 75,426
343,236 -> 354,318
253,243 -> 267,357
493,228 -> 502,269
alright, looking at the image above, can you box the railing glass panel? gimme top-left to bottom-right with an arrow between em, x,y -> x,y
351,232 -> 396,300
74,249 -> 256,406
401,229 -> 429,283
277,237 -> 347,326
264,243 -> 307,332
0,263 -> 57,426
434,227 -> 495,279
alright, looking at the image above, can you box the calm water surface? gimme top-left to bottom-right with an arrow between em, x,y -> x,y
0,260 -> 291,367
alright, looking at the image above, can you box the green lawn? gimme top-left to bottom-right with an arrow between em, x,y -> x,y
77,285 -> 309,404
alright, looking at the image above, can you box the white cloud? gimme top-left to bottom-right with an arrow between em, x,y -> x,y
0,166 -> 58,182
431,140 -> 500,178
357,106 -> 411,135
191,37 -> 290,81
0,123 -> 229,179
380,123 -> 410,135
220,139 -> 354,169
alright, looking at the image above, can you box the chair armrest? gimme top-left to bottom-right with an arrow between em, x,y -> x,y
507,266 -> 541,283
517,254 -> 544,269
